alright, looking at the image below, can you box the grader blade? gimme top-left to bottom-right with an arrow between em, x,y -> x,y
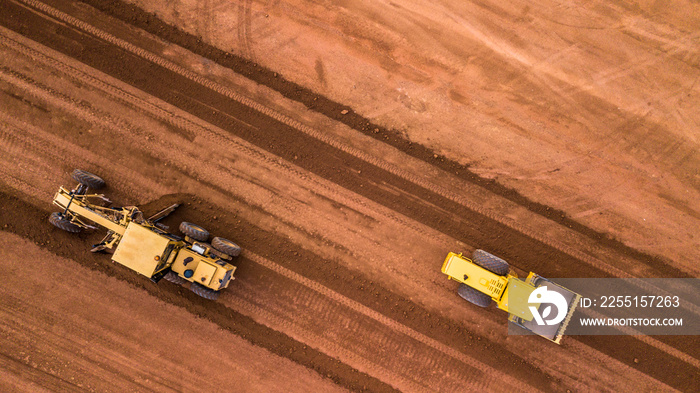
148,204 -> 180,223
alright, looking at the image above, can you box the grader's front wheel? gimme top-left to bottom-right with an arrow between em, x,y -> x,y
191,282 -> 220,300
71,169 -> 105,190
48,212 -> 81,233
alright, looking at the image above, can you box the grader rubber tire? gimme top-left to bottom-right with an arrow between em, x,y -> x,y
457,283 -> 492,308
212,237 -> 241,257
71,169 -> 105,190
49,212 -> 81,233
179,222 -> 209,242
163,271 -> 187,285
191,282 -> 220,300
472,249 -> 510,276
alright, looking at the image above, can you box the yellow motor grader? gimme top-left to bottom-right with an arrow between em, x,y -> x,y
49,169 -> 239,300
442,250 -> 580,343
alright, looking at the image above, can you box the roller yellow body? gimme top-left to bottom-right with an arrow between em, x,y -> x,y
441,251 -> 580,344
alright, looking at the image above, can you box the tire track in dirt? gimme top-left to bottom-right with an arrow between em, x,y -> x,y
225,282 -> 443,393
0,72 -> 165,204
1,307 -> 160,392
237,0 -> 254,61
243,251 -> 528,391
0,122 -> 54,201
229,275 -> 470,393
0,111 -> 168,204
0,353 -> 80,392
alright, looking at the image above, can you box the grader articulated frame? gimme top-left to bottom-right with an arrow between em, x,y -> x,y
49,169 -> 240,300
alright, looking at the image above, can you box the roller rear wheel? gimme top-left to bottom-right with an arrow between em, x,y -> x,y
472,249 -> 510,276
457,283 -> 492,308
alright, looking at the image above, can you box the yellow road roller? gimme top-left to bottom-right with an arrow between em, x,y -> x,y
442,250 -> 580,343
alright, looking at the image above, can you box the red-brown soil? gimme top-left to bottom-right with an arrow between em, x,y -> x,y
0,0 -> 697,392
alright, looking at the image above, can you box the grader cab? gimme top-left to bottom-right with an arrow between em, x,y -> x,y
49,169 -> 240,300
441,250 -> 580,344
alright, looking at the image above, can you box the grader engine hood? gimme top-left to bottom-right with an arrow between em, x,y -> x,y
112,223 -> 173,277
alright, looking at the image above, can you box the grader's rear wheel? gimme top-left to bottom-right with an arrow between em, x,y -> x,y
457,283 -> 492,308
191,282 -> 220,300
179,222 -> 209,242
211,237 -> 241,257
48,212 -> 81,233
163,271 -> 187,285
71,169 -> 105,190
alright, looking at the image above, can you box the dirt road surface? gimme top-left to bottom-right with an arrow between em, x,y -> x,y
0,232 -> 347,393
0,0 -> 697,392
